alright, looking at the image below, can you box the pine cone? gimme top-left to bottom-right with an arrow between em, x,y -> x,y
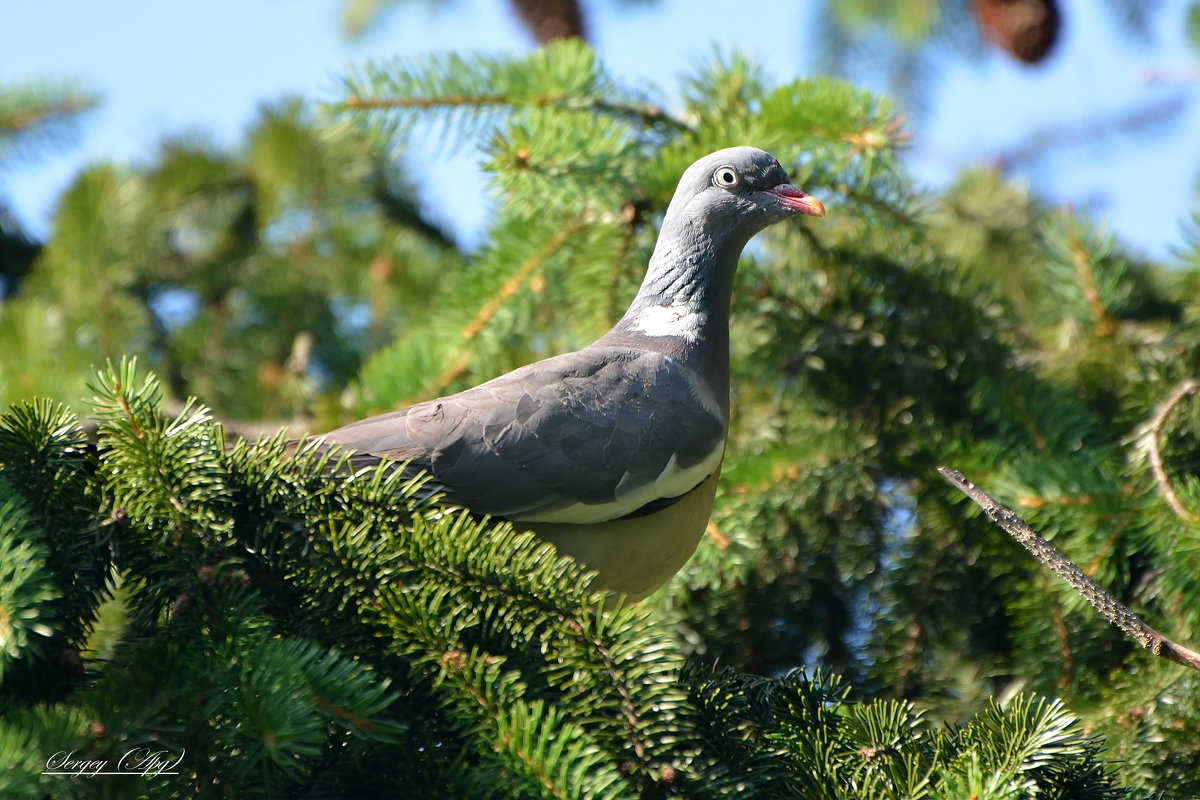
507,0 -> 587,43
974,0 -> 1061,64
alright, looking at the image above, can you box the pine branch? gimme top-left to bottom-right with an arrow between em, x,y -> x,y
938,466 -> 1200,672
420,216 -> 588,400
0,94 -> 94,134
1065,227 -> 1115,337
604,206 -> 638,325
337,92 -> 686,133
385,523 -> 661,775
0,81 -> 98,163
330,41 -> 688,154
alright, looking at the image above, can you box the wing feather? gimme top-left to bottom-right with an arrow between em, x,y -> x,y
321,347 -> 726,523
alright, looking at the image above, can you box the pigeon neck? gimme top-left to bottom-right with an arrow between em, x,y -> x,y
600,218 -> 752,400
627,235 -> 742,336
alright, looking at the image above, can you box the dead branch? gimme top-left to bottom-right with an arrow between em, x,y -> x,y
1143,378 -> 1200,524
938,466 -> 1200,672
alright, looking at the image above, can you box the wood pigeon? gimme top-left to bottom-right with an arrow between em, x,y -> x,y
317,147 -> 824,600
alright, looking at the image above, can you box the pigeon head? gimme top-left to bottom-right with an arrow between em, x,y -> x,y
605,146 -> 824,367
633,147 -> 824,313
661,146 -> 825,244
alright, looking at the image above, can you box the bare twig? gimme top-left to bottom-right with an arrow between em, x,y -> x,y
990,94 -> 1188,175
938,466 -> 1200,672
1143,378 -> 1200,524
1140,65 -> 1200,85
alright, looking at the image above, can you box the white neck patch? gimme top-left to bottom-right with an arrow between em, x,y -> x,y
629,303 -> 706,342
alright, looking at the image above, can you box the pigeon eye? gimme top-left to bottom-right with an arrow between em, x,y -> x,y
713,166 -> 740,188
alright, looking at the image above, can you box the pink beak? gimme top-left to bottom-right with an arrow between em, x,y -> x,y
768,184 -> 825,217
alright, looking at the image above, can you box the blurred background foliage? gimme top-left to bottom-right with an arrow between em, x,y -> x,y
3,0 -> 1200,796
1,98 -> 462,422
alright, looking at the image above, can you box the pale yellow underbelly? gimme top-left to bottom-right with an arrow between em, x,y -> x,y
526,470 -> 720,601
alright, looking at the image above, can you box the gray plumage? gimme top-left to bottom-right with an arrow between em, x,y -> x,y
317,147 -> 824,599
330,349 -> 724,523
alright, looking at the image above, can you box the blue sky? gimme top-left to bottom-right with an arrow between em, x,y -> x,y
2,0 -> 1197,259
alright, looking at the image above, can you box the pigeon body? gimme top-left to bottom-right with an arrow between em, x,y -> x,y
322,147 -> 824,599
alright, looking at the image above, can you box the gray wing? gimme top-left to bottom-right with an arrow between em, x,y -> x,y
321,347 -> 727,524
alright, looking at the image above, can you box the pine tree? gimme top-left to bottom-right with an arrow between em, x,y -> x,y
2,34 -> 1199,798
1,96 -> 463,421
0,80 -> 97,300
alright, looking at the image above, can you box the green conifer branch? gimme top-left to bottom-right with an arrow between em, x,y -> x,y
0,489 -> 60,677
411,216 -> 588,402
0,80 -> 98,163
216,423 -> 676,789
360,514 -> 670,778
337,92 -> 685,134
330,40 -> 686,153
